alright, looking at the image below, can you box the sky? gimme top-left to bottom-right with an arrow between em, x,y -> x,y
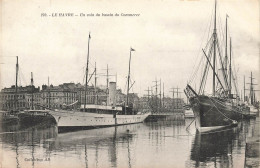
1,0 -> 259,98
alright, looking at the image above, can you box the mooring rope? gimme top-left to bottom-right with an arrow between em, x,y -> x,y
208,97 -> 235,122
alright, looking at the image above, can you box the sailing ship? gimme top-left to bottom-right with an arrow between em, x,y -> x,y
184,0 -> 248,132
47,33 -> 150,132
242,72 -> 259,117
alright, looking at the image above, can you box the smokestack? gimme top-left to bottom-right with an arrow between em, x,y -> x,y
108,82 -> 116,106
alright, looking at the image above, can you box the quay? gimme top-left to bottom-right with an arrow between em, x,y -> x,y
145,112 -> 184,122
245,114 -> 260,168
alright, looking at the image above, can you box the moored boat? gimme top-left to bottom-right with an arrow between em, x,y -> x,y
184,0 -> 245,132
1,110 -> 19,124
48,105 -> 150,132
18,110 -> 55,127
47,34 -> 150,132
187,91 -> 238,132
184,107 -> 194,118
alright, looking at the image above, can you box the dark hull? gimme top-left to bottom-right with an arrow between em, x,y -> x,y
18,113 -> 55,127
1,112 -> 19,125
189,95 -> 240,131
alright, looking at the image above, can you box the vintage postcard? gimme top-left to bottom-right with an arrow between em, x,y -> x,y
0,0 -> 259,167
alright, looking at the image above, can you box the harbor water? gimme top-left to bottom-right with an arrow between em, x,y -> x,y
0,117 -> 258,168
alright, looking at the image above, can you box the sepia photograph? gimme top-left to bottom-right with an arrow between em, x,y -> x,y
0,0 -> 259,167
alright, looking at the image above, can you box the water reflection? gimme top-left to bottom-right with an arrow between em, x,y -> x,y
0,118 -> 257,168
191,129 -> 235,167
190,119 -> 256,168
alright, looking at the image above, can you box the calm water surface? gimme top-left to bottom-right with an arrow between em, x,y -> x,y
0,117 -> 257,168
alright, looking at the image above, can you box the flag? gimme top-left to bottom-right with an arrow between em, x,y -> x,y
89,33 -> 91,39
131,48 -> 135,51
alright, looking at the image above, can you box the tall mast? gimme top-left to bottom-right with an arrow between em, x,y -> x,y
94,62 -> 97,105
212,0 -> 217,96
225,15 -> 228,75
48,76 -> 50,108
154,78 -> 158,112
106,64 -> 109,105
31,72 -> 34,109
126,48 -> 134,106
115,73 -> 117,107
116,73 -> 117,86
253,92 -> 256,104
171,88 -> 175,107
176,86 -> 179,109
162,83 -> 164,108
244,75 -> 245,102
145,87 -> 150,101
84,33 -> 91,109
250,72 -> 253,104
15,56 -> 18,110
229,38 -> 232,96
160,78 -> 162,108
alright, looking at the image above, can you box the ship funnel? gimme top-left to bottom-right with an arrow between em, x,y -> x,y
108,82 -> 116,106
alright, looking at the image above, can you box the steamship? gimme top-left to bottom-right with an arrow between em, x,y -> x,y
48,82 -> 150,131
47,34 -> 150,131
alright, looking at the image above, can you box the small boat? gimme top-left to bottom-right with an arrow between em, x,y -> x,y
1,110 -> 19,124
18,110 -> 55,127
184,108 -> 194,118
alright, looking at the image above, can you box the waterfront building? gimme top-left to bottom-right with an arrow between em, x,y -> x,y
0,82 -> 129,111
0,85 -> 40,111
41,83 -> 77,109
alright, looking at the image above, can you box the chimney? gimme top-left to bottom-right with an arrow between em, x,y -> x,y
108,82 -> 116,106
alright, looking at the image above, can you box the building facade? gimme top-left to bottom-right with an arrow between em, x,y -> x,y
0,82 -> 129,111
0,85 -> 40,111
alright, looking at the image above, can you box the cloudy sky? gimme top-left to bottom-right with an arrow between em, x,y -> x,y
1,0 -> 259,98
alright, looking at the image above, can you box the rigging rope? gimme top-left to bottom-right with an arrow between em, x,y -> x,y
188,6 -> 214,85
216,37 -> 229,90
199,39 -> 214,94
211,98 -> 246,115
189,35 -> 213,85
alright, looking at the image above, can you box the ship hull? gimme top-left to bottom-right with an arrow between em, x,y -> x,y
1,111 -> 19,125
189,95 -> 240,132
48,110 -> 151,131
18,110 -> 56,127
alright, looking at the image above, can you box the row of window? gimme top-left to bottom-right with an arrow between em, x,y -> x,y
42,92 -> 77,97
0,94 -> 41,99
2,102 -> 26,108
